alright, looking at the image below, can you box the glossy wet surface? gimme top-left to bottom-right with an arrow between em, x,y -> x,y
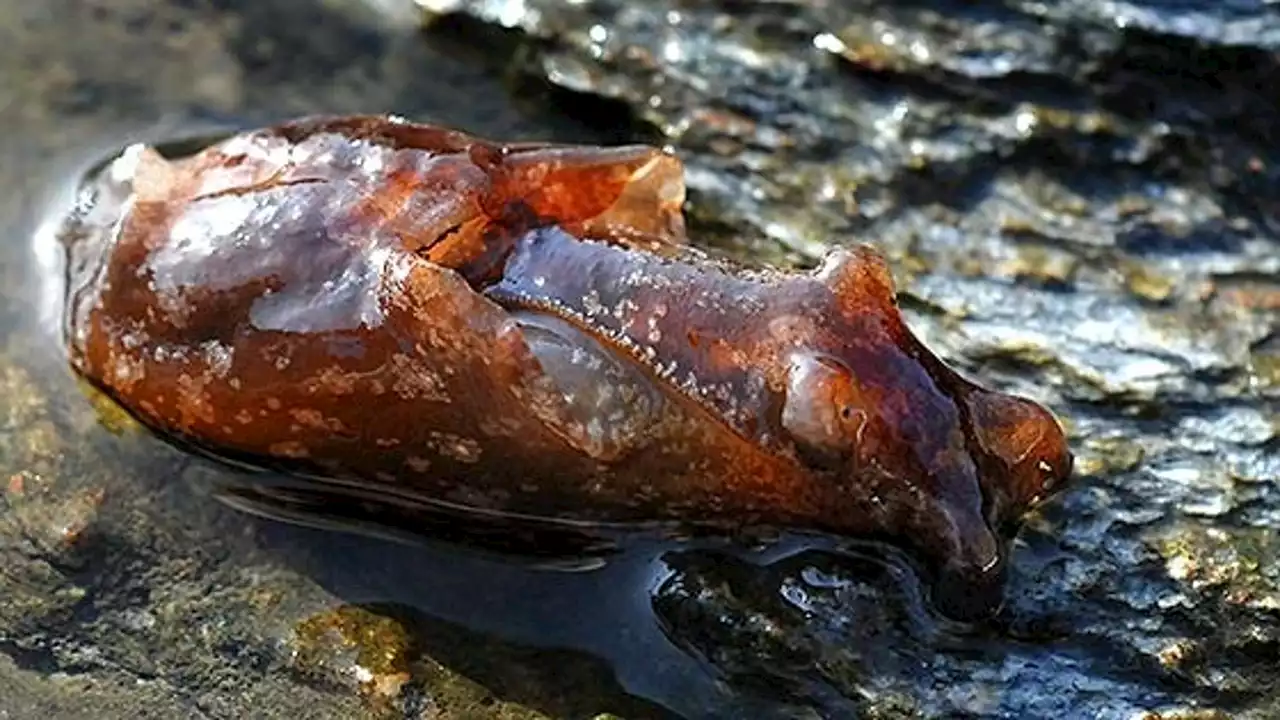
3,2 -> 718,717
1,1 -> 1278,718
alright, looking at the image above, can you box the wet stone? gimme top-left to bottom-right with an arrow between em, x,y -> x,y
289,605 -> 418,713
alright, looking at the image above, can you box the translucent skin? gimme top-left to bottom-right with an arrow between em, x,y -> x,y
61,115 -> 1073,620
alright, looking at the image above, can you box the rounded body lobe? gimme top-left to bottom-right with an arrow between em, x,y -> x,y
63,116 -> 807,524
61,115 -> 1073,620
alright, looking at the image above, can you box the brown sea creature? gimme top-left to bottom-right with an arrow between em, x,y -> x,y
60,115 -> 1072,620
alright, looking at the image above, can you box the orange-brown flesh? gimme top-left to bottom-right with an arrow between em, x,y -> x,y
61,115 -> 1072,621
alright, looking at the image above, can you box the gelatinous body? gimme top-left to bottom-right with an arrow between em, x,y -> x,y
61,115 -> 1073,620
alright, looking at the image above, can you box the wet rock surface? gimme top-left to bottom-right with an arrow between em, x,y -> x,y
0,0 -> 1276,718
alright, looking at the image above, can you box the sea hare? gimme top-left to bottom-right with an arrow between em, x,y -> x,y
61,115 -> 1073,620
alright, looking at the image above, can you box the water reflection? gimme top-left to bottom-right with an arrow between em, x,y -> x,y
188,459 -> 857,719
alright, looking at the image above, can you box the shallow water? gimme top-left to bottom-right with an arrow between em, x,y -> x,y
3,0 -> 1279,719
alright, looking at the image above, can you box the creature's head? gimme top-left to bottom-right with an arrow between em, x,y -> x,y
777,246 -> 1073,620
